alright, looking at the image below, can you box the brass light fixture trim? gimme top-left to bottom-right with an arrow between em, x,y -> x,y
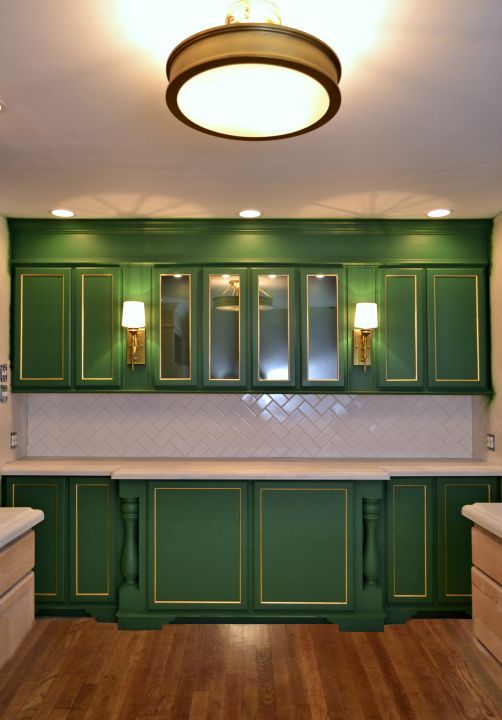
166,3 -> 342,141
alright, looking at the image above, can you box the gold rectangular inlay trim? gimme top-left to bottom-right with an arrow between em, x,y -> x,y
19,274 -> 65,381
75,483 -> 111,597
259,487 -> 349,605
81,273 -> 115,381
385,274 -> 419,383
392,484 -> 427,598
153,487 -> 243,604
12,483 -> 59,597
444,483 -> 491,597
433,274 -> 480,382
159,273 -> 192,381
306,274 -> 340,382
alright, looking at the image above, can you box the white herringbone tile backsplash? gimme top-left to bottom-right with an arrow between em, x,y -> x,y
27,394 -> 472,458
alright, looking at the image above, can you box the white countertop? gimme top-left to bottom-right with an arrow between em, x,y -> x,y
0,507 -> 44,550
2,457 -> 502,481
462,503 -> 502,540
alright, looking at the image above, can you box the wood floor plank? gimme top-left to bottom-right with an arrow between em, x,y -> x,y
0,618 -> 500,720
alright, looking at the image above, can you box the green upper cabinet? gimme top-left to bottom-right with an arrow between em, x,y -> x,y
300,269 -> 346,388
152,267 -> 199,387
202,268 -> 248,388
427,268 -> 488,390
251,268 -> 296,388
13,267 -> 71,388
378,268 -> 426,389
74,268 -> 122,388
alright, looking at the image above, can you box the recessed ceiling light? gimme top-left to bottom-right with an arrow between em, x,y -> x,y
239,209 -> 262,219
426,208 -> 452,218
50,208 -> 75,218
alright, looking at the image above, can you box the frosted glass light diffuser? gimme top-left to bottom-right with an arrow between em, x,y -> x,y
166,23 -> 341,140
354,302 -> 378,329
122,301 -> 146,328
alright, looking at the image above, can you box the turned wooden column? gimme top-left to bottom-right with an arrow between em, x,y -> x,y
120,497 -> 139,588
363,498 -> 380,587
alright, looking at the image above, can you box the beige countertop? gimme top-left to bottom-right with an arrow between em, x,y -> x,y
0,507 -> 45,550
462,502 -> 502,540
2,457 -> 502,481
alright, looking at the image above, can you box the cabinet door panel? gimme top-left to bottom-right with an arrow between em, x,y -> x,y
152,268 -> 199,386
69,478 -> 116,602
378,269 -> 425,389
427,268 -> 487,389
255,483 -> 352,608
202,269 -> 248,387
6,477 -> 66,602
437,478 -> 498,602
251,269 -> 296,387
75,268 -> 122,387
149,482 -> 247,609
13,268 -> 71,388
300,269 -> 346,388
386,479 -> 433,603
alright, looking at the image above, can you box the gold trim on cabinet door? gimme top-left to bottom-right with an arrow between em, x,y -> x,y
159,274 -> 192,381
19,274 -> 65,381
75,483 -> 111,597
81,274 -> 115,381
259,487 -> 349,605
433,274 -> 480,382
153,487 -> 243,604
257,274 -> 291,383
384,274 -> 418,383
392,484 -> 427,598
208,273 -> 241,382
306,274 -> 340,382
444,483 -> 491,597
12,483 -> 59,597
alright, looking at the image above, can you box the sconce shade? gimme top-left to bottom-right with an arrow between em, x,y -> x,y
354,302 -> 378,330
122,301 -> 146,329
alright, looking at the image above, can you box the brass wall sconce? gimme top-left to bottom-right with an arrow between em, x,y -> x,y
122,301 -> 146,369
353,302 -> 378,372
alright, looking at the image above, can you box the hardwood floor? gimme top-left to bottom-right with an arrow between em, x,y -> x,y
0,619 -> 500,719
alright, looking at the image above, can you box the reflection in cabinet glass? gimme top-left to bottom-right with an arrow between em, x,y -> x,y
258,274 -> 290,382
307,274 -> 339,381
159,274 -> 191,380
209,274 -> 240,381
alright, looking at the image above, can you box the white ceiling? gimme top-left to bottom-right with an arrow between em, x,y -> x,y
1,0 -> 501,220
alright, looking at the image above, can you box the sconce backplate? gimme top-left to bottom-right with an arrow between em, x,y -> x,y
353,329 -> 372,367
126,328 -> 146,365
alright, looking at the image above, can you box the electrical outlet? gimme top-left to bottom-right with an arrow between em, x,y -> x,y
0,363 -> 8,383
486,433 -> 495,451
10,432 -> 18,450
0,385 -> 7,404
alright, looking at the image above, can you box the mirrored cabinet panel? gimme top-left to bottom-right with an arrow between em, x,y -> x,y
301,269 -> 345,387
153,269 -> 198,386
203,270 -> 247,386
252,270 -> 295,386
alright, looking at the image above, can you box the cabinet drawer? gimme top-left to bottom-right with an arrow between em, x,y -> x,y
472,526 -> 502,585
472,566 -> 502,663
0,531 -> 35,597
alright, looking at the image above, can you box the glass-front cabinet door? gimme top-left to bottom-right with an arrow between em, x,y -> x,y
202,269 -> 247,387
300,269 -> 345,387
152,268 -> 198,386
251,269 -> 296,387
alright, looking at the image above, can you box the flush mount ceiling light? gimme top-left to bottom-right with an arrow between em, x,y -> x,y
426,208 -> 452,218
50,208 -> 75,218
165,0 -> 342,140
239,209 -> 262,218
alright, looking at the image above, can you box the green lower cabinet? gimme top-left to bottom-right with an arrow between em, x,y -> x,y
255,483 -> 352,609
386,479 -> 433,603
437,477 -> 498,603
5,477 -> 66,602
149,482 -> 248,609
69,478 -> 116,602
